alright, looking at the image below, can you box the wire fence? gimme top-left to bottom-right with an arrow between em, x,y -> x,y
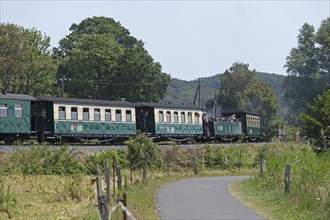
94,151 -> 275,220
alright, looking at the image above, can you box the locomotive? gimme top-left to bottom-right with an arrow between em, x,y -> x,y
0,93 -> 262,144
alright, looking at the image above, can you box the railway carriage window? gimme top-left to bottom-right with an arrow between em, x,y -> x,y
116,110 -> 122,122
59,106 -> 66,119
174,111 -> 178,123
188,112 -> 192,123
0,104 -> 8,118
94,108 -> 100,121
158,111 -> 164,122
166,111 -> 171,123
181,112 -> 186,123
83,108 -> 89,121
14,104 -> 23,118
195,113 -> 200,123
105,109 -> 111,121
126,110 -> 132,122
71,107 -> 78,120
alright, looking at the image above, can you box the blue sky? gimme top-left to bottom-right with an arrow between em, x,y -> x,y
1,0 -> 329,80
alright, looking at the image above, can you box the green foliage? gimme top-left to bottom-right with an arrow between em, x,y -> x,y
284,19 -> 330,125
3,145 -> 85,175
215,62 -> 280,140
242,144 -> 330,219
85,148 -> 128,174
55,16 -> 170,102
165,73 -> 286,117
125,133 -> 161,167
300,90 -> 330,153
0,23 -> 58,96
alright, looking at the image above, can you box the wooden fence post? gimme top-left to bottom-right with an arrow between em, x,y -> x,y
117,164 -> 122,189
167,158 -> 170,176
95,160 -> 111,220
104,160 -> 111,199
123,193 -> 127,220
224,154 -> 228,170
284,164 -> 292,195
260,158 -> 266,176
112,160 -> 116,194
142,152 -> 148,182
130,165 -> 133,184
193,154 -> 198,175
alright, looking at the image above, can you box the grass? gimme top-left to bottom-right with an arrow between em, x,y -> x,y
229,143 -> 330,220
0,168 -> 259,220
1,142 -> 328,219
0,175 -> 98,220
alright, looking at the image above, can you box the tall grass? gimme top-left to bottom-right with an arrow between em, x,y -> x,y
234,143 -> 330,219
1,139 -> 328,219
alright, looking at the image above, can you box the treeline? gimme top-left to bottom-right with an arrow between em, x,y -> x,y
1,16 -> 329,151
0,16 -> 170,102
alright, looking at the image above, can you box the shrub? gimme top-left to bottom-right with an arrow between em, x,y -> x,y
125,133 -> 161,168
4,145 -> 85,175
85,148 -> 129,175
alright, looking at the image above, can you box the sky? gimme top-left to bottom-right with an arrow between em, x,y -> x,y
1,0 -> 329,81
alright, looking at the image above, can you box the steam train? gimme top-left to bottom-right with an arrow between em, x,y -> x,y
0,93 -> 262,144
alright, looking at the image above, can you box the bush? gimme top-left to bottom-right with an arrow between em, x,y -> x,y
85,148 -> 129,174
125,133 -> 161,168
4,145 -> 85,175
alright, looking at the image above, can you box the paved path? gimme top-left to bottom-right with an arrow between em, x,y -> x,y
156,176 -> 265,220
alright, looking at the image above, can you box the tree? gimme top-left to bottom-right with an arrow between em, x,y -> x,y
216,62 -> 280,140
0,23 -> 58,95
300,90 -> 330,153
0,24 -> 27,93
284,19 -> 330,125
55,16 -> 171,102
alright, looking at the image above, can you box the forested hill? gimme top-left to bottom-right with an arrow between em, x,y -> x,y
162,72 -> 286,110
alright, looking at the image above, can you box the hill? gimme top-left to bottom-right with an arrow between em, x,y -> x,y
162,72 -> 286,116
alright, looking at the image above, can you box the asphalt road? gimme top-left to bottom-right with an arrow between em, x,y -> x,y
156,176 -> 265,220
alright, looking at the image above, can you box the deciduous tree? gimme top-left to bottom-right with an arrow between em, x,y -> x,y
300,90 -> 330,153
55,16 -> 170,102
216,62 -> 280,140
0,23 -> 58,95
284,19 -> 330,125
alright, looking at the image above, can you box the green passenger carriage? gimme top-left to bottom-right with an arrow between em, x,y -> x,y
33,96 -> 136,142
135,102 -> 203,141
0,93 -> 36,143
209,120 -> 243,141
222,111 -> 262,141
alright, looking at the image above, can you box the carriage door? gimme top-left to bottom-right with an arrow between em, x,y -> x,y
136,107 -> 153,134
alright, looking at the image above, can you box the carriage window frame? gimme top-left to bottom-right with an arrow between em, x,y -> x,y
105,109 -> 111,121
195,112 -> 200,123
14,103 -> 23,118
58,106 -> 66,120
94,108 -> 100,121
188,112 -> 192,123
71,107 -> 78,120
126,110 -> 132,122
0,104 -> 8,118
174,111 -> 178,123
83,108 -> 89,121
158,111 -> 164,123
180,112 -> 185,123
116,109 -> 122,122
166,111 -> 171,123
